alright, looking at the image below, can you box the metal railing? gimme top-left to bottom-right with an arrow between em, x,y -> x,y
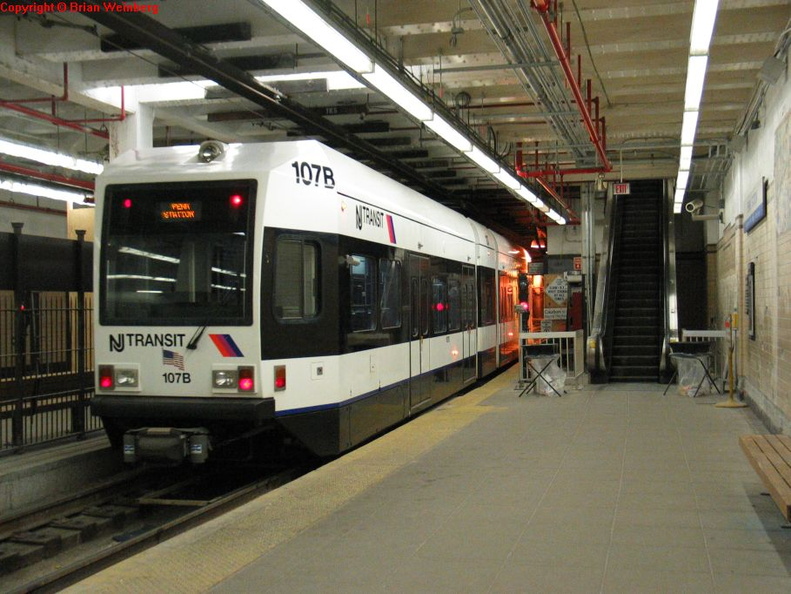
1,290 -> 100,454
680,329 -> 733,381
519,330 -> 586,386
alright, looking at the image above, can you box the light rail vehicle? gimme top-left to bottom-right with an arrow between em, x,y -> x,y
91,140 -> 524,463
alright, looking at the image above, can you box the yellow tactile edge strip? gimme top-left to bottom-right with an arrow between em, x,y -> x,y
66,368 -> 514,593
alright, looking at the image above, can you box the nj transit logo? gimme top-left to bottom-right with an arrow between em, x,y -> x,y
354,204 -> 397,243
209,334 -> 244,357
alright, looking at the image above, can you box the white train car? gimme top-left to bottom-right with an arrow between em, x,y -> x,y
91,140 -> 524,462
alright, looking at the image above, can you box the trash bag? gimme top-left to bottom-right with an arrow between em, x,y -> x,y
676,356 -> 708,397
537,356 -> 566,395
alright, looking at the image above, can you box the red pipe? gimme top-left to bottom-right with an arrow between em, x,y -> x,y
518,166 -> 608,178
0,161 -> 95,191
0,101 -> 110,139
0,64 -> 126,137
535,177 -> 579,224
532,2 -> 612,171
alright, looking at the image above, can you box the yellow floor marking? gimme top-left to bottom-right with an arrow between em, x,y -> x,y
66,368 -> 515,593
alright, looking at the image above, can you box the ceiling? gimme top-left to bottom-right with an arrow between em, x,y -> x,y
0,0 -> 788,244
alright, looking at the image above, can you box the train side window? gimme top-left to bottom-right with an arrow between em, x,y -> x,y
350,254 -> 376,332
448,278 -> 461,331
379,258 -> 401,329
274,238 -> 320,320
432,276 -> 447,334
478,268 -> 495,325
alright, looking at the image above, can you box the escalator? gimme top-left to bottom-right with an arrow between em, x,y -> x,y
587,179 -> 678,383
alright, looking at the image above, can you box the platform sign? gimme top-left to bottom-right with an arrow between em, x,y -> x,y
613,182 -> 631,195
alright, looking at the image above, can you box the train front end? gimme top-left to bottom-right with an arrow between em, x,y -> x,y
92,143 -> 269,464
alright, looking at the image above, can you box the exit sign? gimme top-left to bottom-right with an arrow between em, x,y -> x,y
614,182 -> 631,195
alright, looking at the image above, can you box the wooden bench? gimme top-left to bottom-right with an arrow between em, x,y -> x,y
739,434 -> 791,521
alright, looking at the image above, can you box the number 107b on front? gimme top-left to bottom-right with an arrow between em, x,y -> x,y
163,372 -> 191,384
291,161 -> 335,189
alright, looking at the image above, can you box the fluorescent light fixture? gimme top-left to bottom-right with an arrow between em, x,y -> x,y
677,170 -> 691,192
680,110 -> 700,146
679,146 -> 693,170
547,210 -> 566,225
675,188 -> 686,202
0,139 -> 103,175
362,65 -> 433,121
257,0 -> 373,73
0,177 -> 91,204
673,203 -> 683,214
493,169 -> 521,190
424,114 -> 473,152
689,0 -> 720,54
465,146 -> 500,173
517,185 -> 539,204
684,55 -> 709,110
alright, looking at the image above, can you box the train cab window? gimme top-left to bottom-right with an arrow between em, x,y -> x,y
274,238 -> 320,320
350,254 -> 376,332
100,180 -> 255,326
448,278 -> 461,331
379,258 -> 401,329
432,276 -> 447,334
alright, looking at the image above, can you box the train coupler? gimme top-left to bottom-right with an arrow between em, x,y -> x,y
123,427 -> 211,465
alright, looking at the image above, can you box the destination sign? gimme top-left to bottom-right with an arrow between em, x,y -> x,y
158,201 -> 202,221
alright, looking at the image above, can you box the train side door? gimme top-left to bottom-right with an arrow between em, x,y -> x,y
408,254 -> 431,409
461,265 -> 477,383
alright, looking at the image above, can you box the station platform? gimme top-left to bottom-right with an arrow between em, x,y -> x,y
0,435 -> 119,520
65,367 -> 791,593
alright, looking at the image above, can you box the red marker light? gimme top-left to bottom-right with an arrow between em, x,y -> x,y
238,366 -> 255,392
230,194 -> 243,208
123,198 -> 132,208
98,365 -> 114,390
435,303 -> 445,312
274,365 -> 286,391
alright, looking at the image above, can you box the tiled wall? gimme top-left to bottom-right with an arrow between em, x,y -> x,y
718,71 -> 791,433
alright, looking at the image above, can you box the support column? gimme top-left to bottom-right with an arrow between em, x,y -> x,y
108,99 -> 153,159
580,182 -> 596,333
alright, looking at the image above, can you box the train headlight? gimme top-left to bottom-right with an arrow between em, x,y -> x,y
116,368 -> 139,387
98,364 -> 140,391
212,366 -> 255,392
212,369 -> 238,388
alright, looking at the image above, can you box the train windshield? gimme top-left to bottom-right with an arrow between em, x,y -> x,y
100,180 -> 256,326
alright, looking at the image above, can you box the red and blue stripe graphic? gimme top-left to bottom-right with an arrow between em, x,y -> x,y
386,214 -> 397,244
209,334 -> 244,357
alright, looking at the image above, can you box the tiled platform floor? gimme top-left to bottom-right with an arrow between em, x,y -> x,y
67,368 -> 791,593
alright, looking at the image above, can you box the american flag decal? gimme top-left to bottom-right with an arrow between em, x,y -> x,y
162,349 -> 185,371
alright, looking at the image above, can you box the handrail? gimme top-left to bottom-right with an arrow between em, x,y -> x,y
661,178 -> 680,374
586,187 -> 620,377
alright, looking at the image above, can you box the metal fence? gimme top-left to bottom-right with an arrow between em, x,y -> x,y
0,226 -> 100,455
0,290 -> 101,454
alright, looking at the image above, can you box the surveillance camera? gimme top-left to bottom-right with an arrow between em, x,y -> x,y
685,199 -> 704,213
198,140 -> 227,163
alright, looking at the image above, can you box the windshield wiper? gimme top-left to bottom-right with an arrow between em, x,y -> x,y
185,282 -> 240,350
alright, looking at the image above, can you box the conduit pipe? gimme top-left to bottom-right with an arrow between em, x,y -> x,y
532,0 -> 611,171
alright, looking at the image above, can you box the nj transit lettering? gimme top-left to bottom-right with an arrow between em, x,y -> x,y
109,333 -> 186,353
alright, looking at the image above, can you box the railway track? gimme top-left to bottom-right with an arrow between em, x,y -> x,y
0,461 -> 313,593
